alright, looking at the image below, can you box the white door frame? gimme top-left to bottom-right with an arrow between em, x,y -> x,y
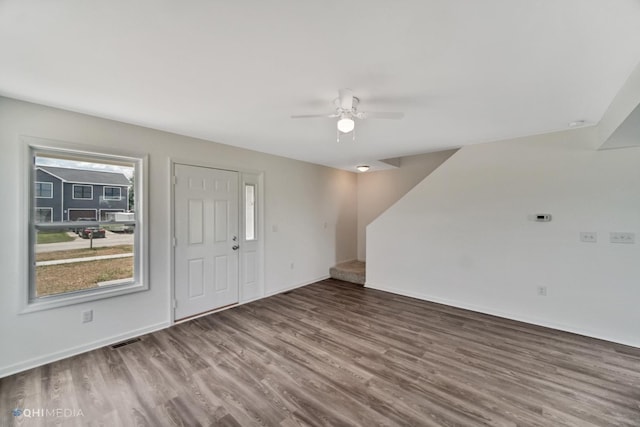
169,159 -> 265,323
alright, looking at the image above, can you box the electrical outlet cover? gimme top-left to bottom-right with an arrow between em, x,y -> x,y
580,232 -> 597,243
610,232 -> 635,244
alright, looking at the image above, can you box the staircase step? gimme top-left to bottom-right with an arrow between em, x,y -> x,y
329,260 -> 366,285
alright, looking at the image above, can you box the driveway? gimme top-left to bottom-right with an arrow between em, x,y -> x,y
36,231 -> 134,253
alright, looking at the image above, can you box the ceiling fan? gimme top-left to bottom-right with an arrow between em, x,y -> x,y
291,89 -> 404,141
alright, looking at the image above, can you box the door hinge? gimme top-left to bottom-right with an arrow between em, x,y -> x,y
172,175 -> 177,185
172,299 -> 177,309
172,237 -> 177,247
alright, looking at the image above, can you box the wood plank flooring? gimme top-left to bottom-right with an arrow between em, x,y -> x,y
1,279 -> 640,426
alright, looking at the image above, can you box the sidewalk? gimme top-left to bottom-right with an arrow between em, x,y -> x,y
36,253 -> 133,267
36,231 -> 134,253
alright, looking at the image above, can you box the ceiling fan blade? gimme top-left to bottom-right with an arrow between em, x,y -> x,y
360,111 -> 404,119
291,113 -> 339,119
338,88 -> 354,110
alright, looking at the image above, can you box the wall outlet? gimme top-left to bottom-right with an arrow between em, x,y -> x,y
580,232 -> 597,243
537,286 -> 547,296
82,309 -> 93,323
610,232 -> 635,244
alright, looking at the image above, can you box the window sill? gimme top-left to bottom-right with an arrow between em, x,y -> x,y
20,281 -> 148,314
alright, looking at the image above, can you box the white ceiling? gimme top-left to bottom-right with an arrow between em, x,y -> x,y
1,1 -> 640,171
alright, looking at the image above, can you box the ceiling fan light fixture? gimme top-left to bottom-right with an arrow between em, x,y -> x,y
337,117 -> 355,133
356,165 -> 370,172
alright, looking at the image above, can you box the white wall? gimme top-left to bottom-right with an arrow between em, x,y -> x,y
367,126 -> 640,347
356,150 -> 457,260
0,97 -> 357,377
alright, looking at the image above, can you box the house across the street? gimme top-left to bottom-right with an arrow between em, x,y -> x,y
35,166 -> 130,222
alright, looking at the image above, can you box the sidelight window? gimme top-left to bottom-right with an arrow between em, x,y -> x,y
245,184 -> 256,241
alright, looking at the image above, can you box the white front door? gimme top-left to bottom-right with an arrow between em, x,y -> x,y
174,164 -> 239,320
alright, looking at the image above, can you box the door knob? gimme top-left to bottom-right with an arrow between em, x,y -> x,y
232,245 -> 240,250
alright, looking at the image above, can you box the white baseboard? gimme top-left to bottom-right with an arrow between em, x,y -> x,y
265,275 -> 330,297
0,321 -> 171,379
365,282 -> 640,349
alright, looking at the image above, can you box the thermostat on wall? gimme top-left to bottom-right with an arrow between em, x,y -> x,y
532,214 -> 552,222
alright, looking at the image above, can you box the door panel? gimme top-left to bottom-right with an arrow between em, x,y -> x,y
214,200 -> 228,242
215,256 -> 228,291
188,258 -> 205,298
188,199 -> 204,245
174,164 -> 239,320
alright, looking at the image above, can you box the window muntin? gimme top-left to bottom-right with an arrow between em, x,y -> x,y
35,182 -> 53,198
103,186 -> 122,200
27,141 -> 146,310
245,184 -> 256,241
73,184 -> 93,200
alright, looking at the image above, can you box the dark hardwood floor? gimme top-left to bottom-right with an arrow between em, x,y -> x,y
2,279 -> 640,426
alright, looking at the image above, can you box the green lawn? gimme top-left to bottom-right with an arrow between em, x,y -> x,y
36,258 -> 133,297
37,231 -> 75,244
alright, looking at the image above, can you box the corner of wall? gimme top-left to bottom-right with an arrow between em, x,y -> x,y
598,60 -> 640,146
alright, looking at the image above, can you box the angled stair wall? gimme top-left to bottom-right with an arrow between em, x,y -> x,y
357,149 -> 457,260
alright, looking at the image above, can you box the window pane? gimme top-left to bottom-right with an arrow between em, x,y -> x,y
245,184 -> 255,241
35,208 -> 53,223
33,154 -> 136,299
35,182 -> 52,198
73,185 -> 92,199
104,186 -> 121,200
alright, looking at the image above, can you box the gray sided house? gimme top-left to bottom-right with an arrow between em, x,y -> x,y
35,166 -> 130,223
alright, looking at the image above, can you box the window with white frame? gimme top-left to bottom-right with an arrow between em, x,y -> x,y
35,182 -> 53,198
27,140 -> 147,311
34,208 -> 53,223
103,186 -> 121,200
73,184 -> 93,200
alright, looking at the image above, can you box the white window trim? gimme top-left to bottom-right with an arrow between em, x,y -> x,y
22,136 -> 149,314
72,184 -> 93,200
35,181 -> 53,199
67,208 -> 97,221
35,207 -> 53,223
103,186 -> 122,200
